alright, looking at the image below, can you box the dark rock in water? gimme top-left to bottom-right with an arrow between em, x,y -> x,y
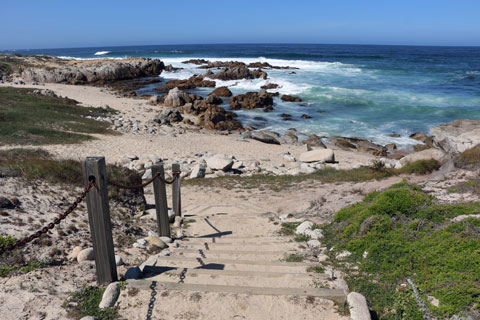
155,75 -> 215,92
302,134 -> 326,148
22,58 -> 165,85
331,136 -> 388,156
385,143 -> 397,152
199,61 -> 247,69
205,94 -> 223,105
164,64 -> 183,72
388,133 -> 401,138
409,132 -> 429,142
0,197 -> 15,209
153,109 -> 183,125
243,131 -> 281,145
206,67 -> 267,81
209,86 -> 232,97
280,113 -> 292,120
182,59 -> 209,65
229,90 -> 274,110
200,105 -> 243,131
261,83 -> 279,89
247,62 -> 298,70
301,114 -> 312,119
281,94 -> 302,102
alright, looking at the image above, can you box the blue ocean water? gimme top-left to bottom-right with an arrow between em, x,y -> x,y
7,44 -> 480,147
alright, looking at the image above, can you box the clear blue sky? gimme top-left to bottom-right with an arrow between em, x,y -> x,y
2,0 -> 480,49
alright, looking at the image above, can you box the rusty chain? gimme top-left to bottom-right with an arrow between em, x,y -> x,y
107,171 -> 180,190
0,179 -> 96,255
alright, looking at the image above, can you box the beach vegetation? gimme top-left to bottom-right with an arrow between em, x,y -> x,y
285,253 -> 304,262
454,144 -> 480,170
64,286 -> 118,320
278,222 -> 301,236
0,87 -> 116,145
321,182 -> 480,319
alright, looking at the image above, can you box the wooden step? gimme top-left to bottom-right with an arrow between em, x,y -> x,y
126,280 -> 346,304
172,248 -> 289,255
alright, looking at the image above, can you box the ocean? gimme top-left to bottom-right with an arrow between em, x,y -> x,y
7,44 -> 480,148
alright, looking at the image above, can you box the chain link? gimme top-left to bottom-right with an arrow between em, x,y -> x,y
0,180 -> 95,255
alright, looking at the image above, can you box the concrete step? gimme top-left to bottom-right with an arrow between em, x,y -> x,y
142,267 -> 329,288
127,280 -> 346,304
176,241 -> 298,251
183,236 -> 289,243
151,255 -> 317,273
171,248 -> 288,261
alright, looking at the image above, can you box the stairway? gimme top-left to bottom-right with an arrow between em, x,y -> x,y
122,203 -> 348,319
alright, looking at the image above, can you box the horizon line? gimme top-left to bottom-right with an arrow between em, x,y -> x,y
2,41 -> 480,52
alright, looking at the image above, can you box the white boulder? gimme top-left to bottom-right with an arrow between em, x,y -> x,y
299,149 -> 335,163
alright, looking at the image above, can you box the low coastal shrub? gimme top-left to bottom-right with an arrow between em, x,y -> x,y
322,182 -> 480,319
285,253 -> 304,262
399,159 -> 441,175
278,222 -> 301,236
0,87 -> 115,145
64,286 -> 118,320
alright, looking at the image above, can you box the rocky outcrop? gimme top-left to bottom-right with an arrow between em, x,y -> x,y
229,90 -> 274,111
181,99 -> 242,131
243,131 -> 281,145
399,148 -> 448,167
281,130 -> 299,145
155,75 -> 215,92
182,59 -> 209,65
261,83 -> 279,89
204,67 -> 267,81
331,136 -> 387,156
429,120 -> 480,154
22,58 -> 165,85
302,134 -> 326,148
281,94 -> 302,102
209,86 -> 232,97
163,88 -> 203,108
182,59 -> 297,70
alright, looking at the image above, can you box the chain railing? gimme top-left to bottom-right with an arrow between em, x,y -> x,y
0,179 -> 95,255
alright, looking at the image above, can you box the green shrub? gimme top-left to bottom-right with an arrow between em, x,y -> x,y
65,286 -> 118,320
285,253 -> 304,262
323,182 -> 480,319
400,159 -> 442,175
454,144 -> 480,169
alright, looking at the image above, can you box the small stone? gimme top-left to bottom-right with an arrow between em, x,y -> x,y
283,155 -> 296,162
174,216 -> 184,228
307,240 -> 322,248
0,197 -> 14,209
347,292 -> 371,320
176,229 -> 185,239
168,209 -> 175,223
126,155 -> 138,161
206,156 -> 234,171
159,236 -> 173,244
296,221 -> 313,235
124,266 -> 142,280
336,250 -> 352,259
68,246 -> 83,260
77,248 -> 95,263
190,163 -> 206,179
115,255 -> 124,266
80,317 -> 98,320
305,229 -> 323,240
99,282 -> 120,309
148,230 -> 159,237
146,236 -> 168,249
133,238 -> 147,248
142,169 -> 152,180
318,254 -> 329,262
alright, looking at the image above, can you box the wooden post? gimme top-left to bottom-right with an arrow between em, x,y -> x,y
152,163 -> 171,237
172,163 -> 182,217
82,157 -> 117,284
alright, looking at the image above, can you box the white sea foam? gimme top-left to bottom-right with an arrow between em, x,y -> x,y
94,51 -> 111,55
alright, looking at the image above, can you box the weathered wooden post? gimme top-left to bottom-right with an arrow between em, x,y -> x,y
82,157 -> 117,284
172,163 -> 182,217
152,163 -> 171,237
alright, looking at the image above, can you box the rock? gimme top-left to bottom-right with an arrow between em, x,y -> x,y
399,148 -> 447,167
133,238 -> 147,248
307,240 -> 322,248
142,169 -> 152,180
153,109 -> 183,125
261,83 -> 279,89
302,134 -> 326,148
174,216 -> 184,228
305,229 -> 323,240
149,95 -> 162,105
228,90 -> 274,111
115,255 -> 124,266
247,131 -> 281,145
146,236 -> 168,249
176,229 -> 185,239
160,236 -> 173,244
209,86 -> 232,97
190,163 -> 206,178
385,143 -> 397,152
232,161 -> 244,169
163,88 -> 190,108
427,295 -> 440,307
77,248 -> 95,263
168,209 -> 175,223
336,250 -> 351,259
296,221 -> 314,235
68,246 -> 83,260
331,136 -> 387,156
409,132 -> 429,142
283,155 -> 296,162
0,197 -> 14,209
206,156 -> 234,171
205,94 -> 223,105
299,149 -> 335,163
207,67 -> 267,81
429,120 -> 480,154
281,94 -> 302,102
80,317 -> 98,320
347,292 -> 371,320
124,266 -> 143,280
301,114 -> 312,119
281,131 -> 299,145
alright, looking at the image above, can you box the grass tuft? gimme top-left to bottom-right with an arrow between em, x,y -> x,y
285,253 -> 304,262
455,144 -> 480,170
64,286 -> 118,320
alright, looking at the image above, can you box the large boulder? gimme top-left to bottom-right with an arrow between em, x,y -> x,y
206,156 -> 234,171
206,67 -> 267,81
429,120 -> 480,154
99,282 -> 120,309
299,149 -> 335,163
209,86 -> 232,97
331,137 -> 387,156
347,292 -> 371,320
302,134 -> 326,148
163,88 -> 191,108
153,109 -> 183,125
244,131 -> 281,145
281,94 -> 302,102
229,90 -> 274,111
155,75 -> 215,92
399,148 -> 448,167
280,131 -> 299,145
